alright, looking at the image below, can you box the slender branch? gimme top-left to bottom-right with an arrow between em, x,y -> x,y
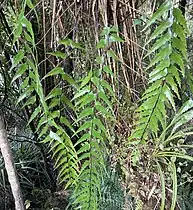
0,114 -> 25,210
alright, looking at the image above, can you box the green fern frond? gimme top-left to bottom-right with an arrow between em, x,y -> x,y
11,5 -> 79,189
130,1 -> 188,141
71,28 -> 117,209
72,71 -> 113,209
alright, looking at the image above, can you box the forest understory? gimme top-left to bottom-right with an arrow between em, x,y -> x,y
1,0 -> 193,210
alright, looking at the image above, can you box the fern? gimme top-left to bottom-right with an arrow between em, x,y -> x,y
128,1 -> 193,209
71,27 -> 118,209
12,4 -> 122,208
99,165 -> 124,210
11,1 -> 79,189
131,0 -> 188,141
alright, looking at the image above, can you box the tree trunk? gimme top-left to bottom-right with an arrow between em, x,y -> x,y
0,115 -> 25,210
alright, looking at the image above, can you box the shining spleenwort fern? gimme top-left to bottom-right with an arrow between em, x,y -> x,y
12,2 -> 123,208
129,1 -> 193,210
12,1 -> 79,188
71,27 -> 120,209
131,1 -> 188,141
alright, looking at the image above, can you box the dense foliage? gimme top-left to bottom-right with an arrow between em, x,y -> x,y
1,0 -> 193,209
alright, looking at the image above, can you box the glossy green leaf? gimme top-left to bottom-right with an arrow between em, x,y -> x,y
96,39 -> 107,49
60,116 -> 74,131
149,58 -> 170,78
92,118 -> 106,135
172,110 -> 193,132
92,129 -> 103,141
27,106 -> 41,125
91,76 -> 100,88
12,63 -> 28,83
107,50 -> 120,61
143,1 -> 171,31
74,121 -> 92,135
36,116 -> 47,132
146,45 -> 172,70
163,84 -> 176,111
73,86 -> 90,100
168,66 -> 181,87
170,52 -> 184,76
95,103 -> 113,118
26,0 -> 34,8
173,8 -> 188,31
17,86 -> 34,104
166,74 -> 180,98
80,70 -> 92,88
62,73 -> 78,88
61,95 -> 74,110
149,68 -> 167,83
100,27 -> 110,36
77,107 -> 93,122
145,33 -> 171,57
47,51 -> 67,59
109,33 -> 124,42
74,133 -> 90,147
59,38 -> 71,46
147,21 -> 171,44
98,91 -> 112,109
39,125 -> 49,138
22,95 -> 36,107
14,51 -> 24,65
45,88 -> 62,101
70,40 -> 84,50
20,77 -> 29,89
43,67 -> 64,78
172,22 -> 186,45
77,143 -> 90,155
50,131 -> 63,143
96,55 -> 104,64
101,79 -> 115,97
172,37 -> 187,59
13,23 -> 22,43
176,99 -> 193,117
103,65 -> 113,76
77,92 -> 96,108
29,71 -> 36,80
21,17 -> 34,43
110,26 -> 119,33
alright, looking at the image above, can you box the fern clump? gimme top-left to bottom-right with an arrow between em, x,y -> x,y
12,2 -> 124,206
128,1 -> 193,210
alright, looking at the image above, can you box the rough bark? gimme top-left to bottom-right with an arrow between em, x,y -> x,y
0,115 -> 25,210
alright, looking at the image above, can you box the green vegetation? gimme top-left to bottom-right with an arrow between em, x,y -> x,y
1,0 -> 193,209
